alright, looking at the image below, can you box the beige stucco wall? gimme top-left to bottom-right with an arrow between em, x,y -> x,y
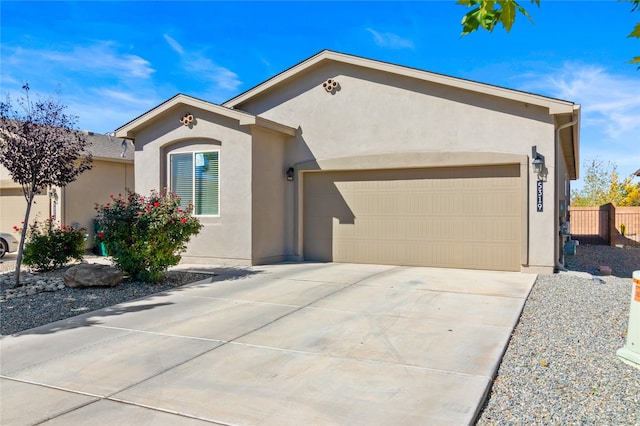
1,165 -> 41,239
1,161 -> 133,250
0,187 -> 49,239
251,127 -> 292,263
63,159 -> 134,247
132,107 -> 255,264
236,62 -> 561,271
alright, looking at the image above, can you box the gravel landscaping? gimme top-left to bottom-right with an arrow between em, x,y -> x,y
0,256 -> 257,336
477,245 -> 640,425
1,245 -> 639,424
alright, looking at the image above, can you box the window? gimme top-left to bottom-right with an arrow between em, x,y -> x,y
170,151 -> 219,216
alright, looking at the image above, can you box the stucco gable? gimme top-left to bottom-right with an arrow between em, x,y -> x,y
223,50 -> 577,116
223,50 -> 580,180
115,94 -> 296,140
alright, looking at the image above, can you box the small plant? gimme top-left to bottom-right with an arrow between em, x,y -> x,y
620,223 -> 626,236
94,190 -> 202,282
22,218 -> 86,271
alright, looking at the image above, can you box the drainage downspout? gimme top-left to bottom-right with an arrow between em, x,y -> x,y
555,117 -> 578,271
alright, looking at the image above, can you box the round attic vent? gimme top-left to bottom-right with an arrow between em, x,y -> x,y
180,113 -> 194,126
322,79 -> 338,92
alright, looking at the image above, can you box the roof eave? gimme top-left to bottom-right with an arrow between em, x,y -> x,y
90,155 -> 134,164
115,94 -> 295,139
116,94 -> 250,138
252,116 -> 297,136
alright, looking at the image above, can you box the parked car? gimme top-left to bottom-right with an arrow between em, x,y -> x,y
0,232 -> 19,258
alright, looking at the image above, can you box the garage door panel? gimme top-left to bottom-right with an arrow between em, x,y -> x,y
462,243 -> 520,270
462,219 -> 519,241
464,192 -> 519,216
347,193 -> 406,216
304,166 -> 521,271
405,218 -> 461,241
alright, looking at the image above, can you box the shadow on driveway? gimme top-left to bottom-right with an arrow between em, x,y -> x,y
17,302 -> 175,335
2,266 -> 262,336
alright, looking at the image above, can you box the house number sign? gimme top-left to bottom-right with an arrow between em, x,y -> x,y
537,180 -> 543,212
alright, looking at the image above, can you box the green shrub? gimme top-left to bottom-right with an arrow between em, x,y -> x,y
94,190 -> 202,282
22,219 -> 86,271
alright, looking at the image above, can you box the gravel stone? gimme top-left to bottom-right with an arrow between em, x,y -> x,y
0,261 -> 214,336
0,255 -> 260,336
477,245 -> 640,425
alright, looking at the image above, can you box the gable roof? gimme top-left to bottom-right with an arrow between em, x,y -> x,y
115,94 -> 296,140
223,50 -> 579,116
224,50 -> 580,179
0,120 -> 133,163
0,130 -> 132,190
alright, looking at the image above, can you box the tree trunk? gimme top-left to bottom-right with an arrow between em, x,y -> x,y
13,188 -> 36,286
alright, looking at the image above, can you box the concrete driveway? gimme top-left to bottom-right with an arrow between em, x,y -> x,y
1,263 -> 536,425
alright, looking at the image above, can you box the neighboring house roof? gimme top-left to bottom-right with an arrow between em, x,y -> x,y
83,131 -> 134,162
223,50 -> 579,116
0,130 -> 133,190
115,94 -> 297,139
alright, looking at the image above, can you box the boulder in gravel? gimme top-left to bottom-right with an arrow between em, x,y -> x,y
64,264 -> 123,288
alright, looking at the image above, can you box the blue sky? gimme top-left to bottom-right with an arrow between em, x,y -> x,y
1,1 -> 639,186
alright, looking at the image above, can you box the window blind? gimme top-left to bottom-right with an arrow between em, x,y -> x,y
170,153 -> 193,211
195,152 -> 219,215
170,151 -> 219,216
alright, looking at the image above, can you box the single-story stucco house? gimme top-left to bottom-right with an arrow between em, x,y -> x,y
0,132 -> 134,248
116,50 -> 580,273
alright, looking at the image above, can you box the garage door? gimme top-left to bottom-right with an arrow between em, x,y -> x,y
303,165 -> 521,271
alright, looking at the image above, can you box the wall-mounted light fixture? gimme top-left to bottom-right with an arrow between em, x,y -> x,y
532,145 -> 545,177
286,167 -> 295,181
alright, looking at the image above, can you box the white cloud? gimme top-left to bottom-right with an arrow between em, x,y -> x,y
519,63 -> 640,180
366,28 -> 414,49
185,56 -> 241,92
1,35 -> 243,132
93,88 -> 154,107
66,86 -> 162,133
163,34 -> 184,55
161,34 -> 242,96
520,63 -> 640,140
5,42 -> 155,80
1,42 -> 161,133
45,45 -> 154,79
118,54 -> 155,79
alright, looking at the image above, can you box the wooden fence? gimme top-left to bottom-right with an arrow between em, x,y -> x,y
570,206 -> 610,244
571,204 -> 640,246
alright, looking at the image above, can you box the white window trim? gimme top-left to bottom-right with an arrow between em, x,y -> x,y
168,149 -> 220,218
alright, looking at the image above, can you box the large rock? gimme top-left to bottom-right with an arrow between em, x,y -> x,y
64,264 -> 123,288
